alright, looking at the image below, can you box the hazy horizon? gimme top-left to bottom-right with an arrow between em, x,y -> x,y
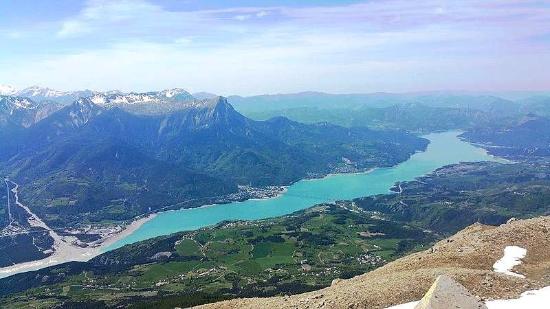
2,84 -> 550,100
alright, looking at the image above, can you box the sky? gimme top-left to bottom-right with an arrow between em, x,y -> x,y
0,0 -> 549,95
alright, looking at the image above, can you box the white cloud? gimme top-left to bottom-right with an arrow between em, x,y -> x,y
57,0 -> 196,38
173,37 -> 193,45
234,15 -> 251,21
256,11 -> 269,18
58,20 -> 91,37
1,0 -> 549,94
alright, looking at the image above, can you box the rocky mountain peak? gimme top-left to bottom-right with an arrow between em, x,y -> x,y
203,96 -> 240,118
158,88 -> 192,99
0,96 -> 38,112
63,98 -> 103,128
17,85 -> 65,98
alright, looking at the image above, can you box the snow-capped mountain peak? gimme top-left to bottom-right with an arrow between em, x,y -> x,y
1,86 -> 210,115
0,96 -> 38,113
0,84 -> 17,96
16,85 -> 66,98
89,93 -> 108,105
87,89 -> 194,106
159,88 -> 192,99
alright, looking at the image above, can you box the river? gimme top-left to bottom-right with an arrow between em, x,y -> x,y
106,131 -> 502,251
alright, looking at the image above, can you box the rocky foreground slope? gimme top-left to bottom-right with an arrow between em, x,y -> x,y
199,216 -> 550,309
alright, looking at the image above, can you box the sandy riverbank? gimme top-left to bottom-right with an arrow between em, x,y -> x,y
0,214 -> 156,279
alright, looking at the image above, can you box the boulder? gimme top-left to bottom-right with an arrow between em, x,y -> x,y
414,275 -> 487,309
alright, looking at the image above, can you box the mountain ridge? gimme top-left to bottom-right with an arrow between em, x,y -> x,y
0,95 -> 427,233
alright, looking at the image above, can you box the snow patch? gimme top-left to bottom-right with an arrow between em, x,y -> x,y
0,84 -> 17,95
110,93 -> 160,104
386,286 -> 550,308
160,88 -> 191,99
90,94 -> 107,105
486,286 -> 550,308
164,90 -> 175,98
493,246 -> 527,278
0,97 -> 37,111
18,86 -> 65,97
386,301 -> 418,308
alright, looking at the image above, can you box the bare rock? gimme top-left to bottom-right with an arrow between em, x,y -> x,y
331,279 -> 343,286
150,251 -> 172,261
414,275 -> 487,309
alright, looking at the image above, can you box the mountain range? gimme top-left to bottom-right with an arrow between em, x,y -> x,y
461,114 -> 550,159
0,85 -> 548,308
227,91 -> 550,133
2,85 -> 547,240
0,89 -> 427,232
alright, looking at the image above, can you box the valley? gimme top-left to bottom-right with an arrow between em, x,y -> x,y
0,178 -> 157,278
0,130 -> 492,277
106,130 -> 500,250
0,156 -> 547,308
0,88 -> 548,308
0,91 -> 429,274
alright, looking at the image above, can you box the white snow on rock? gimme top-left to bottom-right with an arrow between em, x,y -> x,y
0,84 -> 17,95
386,286 -> 550,309
486,286 -> 550,308
493,246 -> 527,278
386,301 -> 418,309
90,94 -> 107,105
17,85 -> 65,97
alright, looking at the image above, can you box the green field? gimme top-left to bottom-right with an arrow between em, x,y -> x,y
0,205 -> 435,308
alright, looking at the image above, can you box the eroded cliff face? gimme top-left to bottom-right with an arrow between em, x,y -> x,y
198,216 -> 550,309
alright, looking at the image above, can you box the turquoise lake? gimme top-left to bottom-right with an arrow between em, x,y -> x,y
106,131 -> 501,250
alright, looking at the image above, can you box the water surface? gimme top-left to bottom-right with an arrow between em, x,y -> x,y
107,131 -> 500,250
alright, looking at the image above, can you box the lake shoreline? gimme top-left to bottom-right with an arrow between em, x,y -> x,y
108,131 -> 501,251
2,131 -> 501,277
0,213 -> 157,279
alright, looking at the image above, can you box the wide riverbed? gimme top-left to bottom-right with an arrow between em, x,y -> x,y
107,131 -> 501,250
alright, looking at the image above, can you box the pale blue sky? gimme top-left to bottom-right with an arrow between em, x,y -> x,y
0,0 -> 549,95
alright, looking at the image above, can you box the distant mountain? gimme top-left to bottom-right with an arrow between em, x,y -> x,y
518,95 -> 550,117
0,99 -> 237,227
15,97 -> 425,185
0,85 -> 16,96
228,92 -> 401,113
229,92 -> 531,133
0,88 -> 208,130
462,115 -> 550,158
193,92 -> 219,100
14,86 -> 91,106
0,96 -> 40,130
12,86 -> 200,115
229,92 -> 520,113
0,95 -> 64,130
0,97 -> 36,160
16,86 -> 66,98
238,104 -> 499,133
88,88 -> 195,114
